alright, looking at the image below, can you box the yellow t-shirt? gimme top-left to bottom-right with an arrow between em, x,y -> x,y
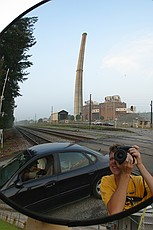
101,174 -> 152,211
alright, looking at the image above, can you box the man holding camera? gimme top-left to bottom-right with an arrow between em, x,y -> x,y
100,144 -> 153,215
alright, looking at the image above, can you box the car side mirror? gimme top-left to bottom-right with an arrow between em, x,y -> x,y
15,180 -> 23,189
15,181 -> 23,188
0,0 -> 153,228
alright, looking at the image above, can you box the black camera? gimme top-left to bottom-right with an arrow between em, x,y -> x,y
114,146 -> 133,164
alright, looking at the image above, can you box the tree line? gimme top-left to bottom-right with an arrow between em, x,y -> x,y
0,17 -> 37,129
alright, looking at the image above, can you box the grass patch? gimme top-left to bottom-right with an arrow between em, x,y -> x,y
0,219 -> 20,229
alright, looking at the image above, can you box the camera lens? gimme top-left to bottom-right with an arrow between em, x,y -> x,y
114,149 -> 127,164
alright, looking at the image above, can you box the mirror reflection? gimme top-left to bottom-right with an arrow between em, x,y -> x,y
0,0 -> 153,226
101,144 -> 153,215
0,142 -> 110,220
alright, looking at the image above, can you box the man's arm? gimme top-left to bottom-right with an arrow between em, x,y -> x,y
107,158 -> 134,215
107,173 -> 130,215
130,145 -> 153,195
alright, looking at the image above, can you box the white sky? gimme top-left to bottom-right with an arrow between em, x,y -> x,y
0,0 -> 45,32
1,0 -> 153,121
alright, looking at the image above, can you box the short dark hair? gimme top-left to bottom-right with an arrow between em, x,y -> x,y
109,144 -> 125,155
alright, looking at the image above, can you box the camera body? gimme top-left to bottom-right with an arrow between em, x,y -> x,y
114,146 -> 133,164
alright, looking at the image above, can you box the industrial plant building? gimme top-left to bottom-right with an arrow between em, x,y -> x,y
83,95 -> 135,122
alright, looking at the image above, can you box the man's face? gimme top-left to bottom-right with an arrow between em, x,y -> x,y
30,164 -> 37,171
109,151 -> 121,175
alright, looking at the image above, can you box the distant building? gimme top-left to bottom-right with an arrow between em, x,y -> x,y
42,117 -> 49,123
58,110 -> 68,122
50,112 -> 58,123
83,101 -> 100,121
99,95 -> 126,121
116,113 -> 151,128
83,95 -> 134,122
50,110 -> 68,123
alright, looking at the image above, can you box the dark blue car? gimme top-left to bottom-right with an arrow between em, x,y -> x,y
0,142 -> 110,213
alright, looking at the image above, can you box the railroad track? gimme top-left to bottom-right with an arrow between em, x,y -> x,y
15,126 -> 153,159
15,126 -> 52,145
15,126 -> 94,145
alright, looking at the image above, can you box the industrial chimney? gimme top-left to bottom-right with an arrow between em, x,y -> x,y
74,32 -> 87,120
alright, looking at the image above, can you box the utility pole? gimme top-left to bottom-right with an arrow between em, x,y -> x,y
50,106 -> 53,123
89,94 -> 92,126
0,68 -> 9,150
35,114 -> 37,124
150,100 -> 152,128
0,68 -> 9,114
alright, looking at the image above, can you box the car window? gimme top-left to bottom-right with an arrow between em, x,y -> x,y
21,156 -> 54,182
0,150 -> 32,188
59,152 -> 90,173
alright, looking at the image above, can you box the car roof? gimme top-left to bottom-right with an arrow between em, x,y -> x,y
27,142 -> 88,157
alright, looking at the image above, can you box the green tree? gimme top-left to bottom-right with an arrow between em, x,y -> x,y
69,115 -> 74,121
100,115 -> 104,121
76,114 -> 81,121
0,17 -> 38,128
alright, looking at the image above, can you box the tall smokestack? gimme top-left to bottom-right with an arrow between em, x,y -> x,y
74,32 -> 87,120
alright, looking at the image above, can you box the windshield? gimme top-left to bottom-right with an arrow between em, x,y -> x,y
0,150 -> 32,188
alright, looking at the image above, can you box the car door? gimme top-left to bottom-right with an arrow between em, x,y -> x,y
9,175 -> 58,211
2,155 -> 60,212
56,151 -> 97,204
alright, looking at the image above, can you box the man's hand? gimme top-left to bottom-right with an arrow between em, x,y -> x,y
116,153 -> 134,175
129,145 -> 142,166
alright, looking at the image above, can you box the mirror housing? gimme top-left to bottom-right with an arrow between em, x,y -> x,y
15,181 -> 23,189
